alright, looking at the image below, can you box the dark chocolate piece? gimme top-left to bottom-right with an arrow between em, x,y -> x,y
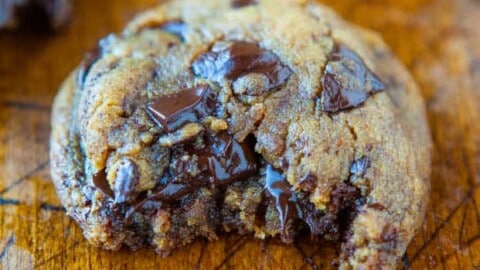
150,183 -> 190,202
92,170 -> 114,198
200,133 -> 258,187
231,0 -> 258,8
320,44 -> 385,112
329,182 -> 362,236
264,165 -> 302,240
192,41 -> 291,93
147,84 -> 216,132
124,181 -> 191,221
160,20 -> 187,41
113,159 -> 139,203
350,156 -> 370,177
169,132 -> 258,190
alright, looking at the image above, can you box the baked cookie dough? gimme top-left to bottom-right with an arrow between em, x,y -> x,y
50,0 -> 432,268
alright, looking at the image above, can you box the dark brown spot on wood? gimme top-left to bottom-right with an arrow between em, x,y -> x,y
147,84 -> 216,132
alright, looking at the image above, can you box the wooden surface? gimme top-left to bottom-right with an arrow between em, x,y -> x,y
1,0 -> 479,269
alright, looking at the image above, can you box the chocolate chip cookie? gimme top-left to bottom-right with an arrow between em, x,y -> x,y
50,0 -> 432,268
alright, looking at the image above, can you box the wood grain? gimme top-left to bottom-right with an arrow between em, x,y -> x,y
0,0 -> 479,269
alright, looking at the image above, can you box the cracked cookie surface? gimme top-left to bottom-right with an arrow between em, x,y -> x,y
50,0 -> 431,268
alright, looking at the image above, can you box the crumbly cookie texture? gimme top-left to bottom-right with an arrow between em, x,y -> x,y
50,0 -> 431,268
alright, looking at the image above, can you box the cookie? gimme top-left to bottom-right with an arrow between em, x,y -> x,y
50,0 -> 431,268
0,0 -> 71,30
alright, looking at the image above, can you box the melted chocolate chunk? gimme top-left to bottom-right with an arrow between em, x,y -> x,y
127,132 -> 258,217
125,181 -> 192,221
297,199 -> 329,239
77,45 -> 101,87
329,182 -> 362,237
150,182 -> 190,202
160,20 -> 187,41
350,156 -> 370,177
320,44 -> 385,112
113,159 -> 139,203
231,0 -> 258,8
264,165 -> 302,241
192,41 -> 291,94
147,85 -> 216,132
92,170 -> 114,198
178,132 -> 258,188
299,173 -> 317,192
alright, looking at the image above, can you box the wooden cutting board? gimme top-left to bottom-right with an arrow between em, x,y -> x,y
1,0 -> 479,269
